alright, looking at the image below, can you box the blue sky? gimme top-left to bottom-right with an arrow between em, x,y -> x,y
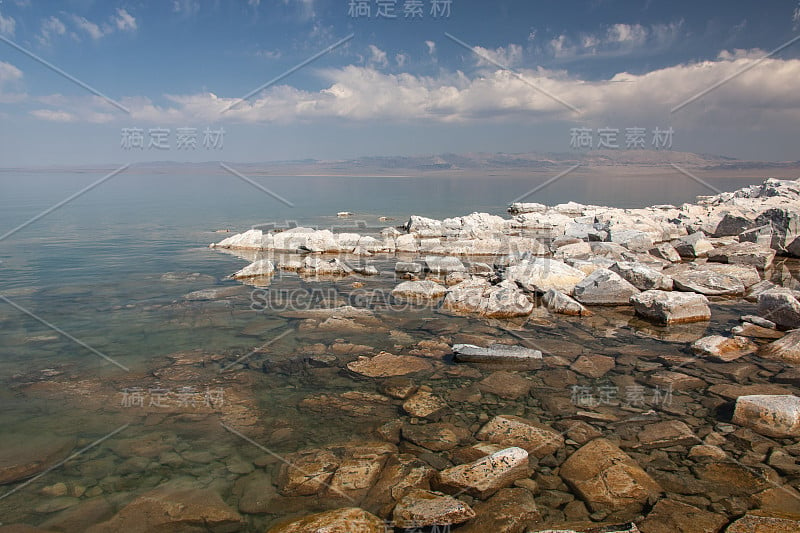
0,0 -> 798,165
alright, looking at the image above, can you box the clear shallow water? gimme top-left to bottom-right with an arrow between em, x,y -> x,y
0,170 -> 777,529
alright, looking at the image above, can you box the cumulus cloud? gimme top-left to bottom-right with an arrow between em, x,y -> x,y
112,9 -> 137,32
71,15 -> 105,40
30,109 -> 75,122
367,44 -> 389,68
37,16 -> 67,46
0,11 -> 16,37
473,44 -> 524,67
425,40 -> 436,56
26,50 -> 800,135
395,53 -> 408,68
0,60 -> 25,103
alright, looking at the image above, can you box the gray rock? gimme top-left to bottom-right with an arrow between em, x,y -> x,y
754,207 -> 800,254
649,243 -> 682,262
392,489 -> 476,528
395,261 -> 423,274
757,289 -> 800,329
434,447 -> 530,498
505,258 -> 587,295
573,268 -> 640,306
691,335 -> 757,362
667,264 -> 745,296
452,343 -> 542,364
425,256 -> 467,274
391,280 -> 447,300
707,242 -> 776,269
542,289 -> 591,316
610,261 -> 673,291
732,395 -> 800,438
630,290 -> 710,324
673,232 -> 714,258
608,229 -> 653,252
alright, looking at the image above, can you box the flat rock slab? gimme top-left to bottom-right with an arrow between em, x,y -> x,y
267,507 -> 385,533
452,343 -> 542,364
0,434 -> 75,485
630,290 -> 711,325
757,290 -> 800,330
691,335 -> 757,362
559,438 -> 661,515
573,268 -> 640,306
726,512 -> 800,533
391,280 -> 448,300
668,264 -> 746,296
402,390 -> 448,419
347,352 -> 433,378
646,371 -> 706,391
570,354 -> 615,379
392,489 -> 476,528
707,242 -> 776,269
457,487 -> 542,533
638,499 -> 728,533
759,329 -> 800,364
732,394 -> 800,438
478,371 -> 533,399
708,383 -> 795,400
635,420 -> 700,449
435,447 -> 530,499
476,415 -> 565,458
402,423 -> 467,452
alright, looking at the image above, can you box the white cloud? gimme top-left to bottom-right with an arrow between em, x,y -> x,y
0,60 -> 25,102
395,53 -> 408,68
367,44 -> 388,68
0,11 -> 16,37
30,109 -> 75,122
27,50 -> 800,136
113,9 -> 137,32
425,40 -> 436,56
37,16 -> 67,46
173,0 -> 200,16
72,15 -> 105,40
794,3 -> 800,30
283,0 -> 315,20
549,21 -> 683,60
256,49 -> 282,60
0,61 -> 22,83
473,44 -> 524,67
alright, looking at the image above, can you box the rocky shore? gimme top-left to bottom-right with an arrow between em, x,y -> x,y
3,178 -> 800,532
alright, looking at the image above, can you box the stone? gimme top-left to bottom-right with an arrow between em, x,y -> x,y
362,454 -> 435,517
755,207 -> 800,254
726,511 -> 800,533
392,489 -> 476,528
707,242 -> 776,269
757,290 -> 800,330
395,261 -> 423,274
635,420 -> 700,449
452,343 -> 542,364
573,269 -> 640,306
276,448 -> 339,496
630,290 -> 711,324
650,243 -> 682,262
732,322 -> 784,339
570,354 -> 615,379
610,262 -> 673,291
714,211 -> 757,237
688,444 -> 728,461
476,415 -> 564,458
391,280 -> 447,300
403,390 -> 447,419
347,352 -> 432,378
86,486 -> 244,533
673,232 -> 714,258
478,371 -> 532,399
608,229 -> 653,252
691,335 -> 758,362
402,423 -> 465,451
559,439 -> 662,515
443,279 -> 534,318
40,498 -> 114,532
638,499 -> 728,533
668,264 -> 745,296
542,289 -> 591,316
434,447 -> 530,498
232,259 -> 274,279
0,434 -> 75,485
236,471 -> 278,514
457,487 -> 542,533
267,507 -> 385,533
646,371 -> 705,391
425,256 -> 467,274
692,462 -> 771,496
760,329 -> 800,364
732,395 -> 800,438
505,258 -> 587,294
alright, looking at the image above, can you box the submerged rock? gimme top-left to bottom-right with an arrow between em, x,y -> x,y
232,259 -> 275,279
391,280 -> 447,300
392,489 -> 476,528
434,447 -> 530,498
457,487 -> 541,533
476,415 -> 564,457
559,439 -> 661,516
691,335 -> 757,362
732,394 -> 800,438
267,507 -> 385,533
346,352 -> 432,378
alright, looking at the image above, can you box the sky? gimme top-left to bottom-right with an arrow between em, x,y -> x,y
0,0 -> 798,166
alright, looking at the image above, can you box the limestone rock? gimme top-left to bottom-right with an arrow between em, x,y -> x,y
542,289 -> 591,316
635,420 -> 700,449
707,242 -> 776,269
391,280 -> 447,300
691,335 -> 757,362
573,269 -> 640,306
392,489 -> 476,528
232,259 -> 275,279
610,262 -> 673,291
457,487 -> 542,533
476,415 -> 564,457
434,447 -> 530,498
757,289 -> 800,330
726,511 -> 800,533
267,507 -> 385,533
403,390 -> 447,419
570,354 -> 615,378
347,352 -> 432,378
559,439 -> 661,515
638,499 -> 728,533
452,343 -> 542,364
477,371 -> 532,399
505,258 -> 587,295
732,394 -> 800,438
630,290 -> 711,324
760,329 -> 800,364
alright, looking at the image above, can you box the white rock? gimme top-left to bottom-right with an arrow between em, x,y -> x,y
732,395 -> 800,438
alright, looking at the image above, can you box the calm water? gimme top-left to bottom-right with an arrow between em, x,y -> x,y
0,170 -> 767,529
